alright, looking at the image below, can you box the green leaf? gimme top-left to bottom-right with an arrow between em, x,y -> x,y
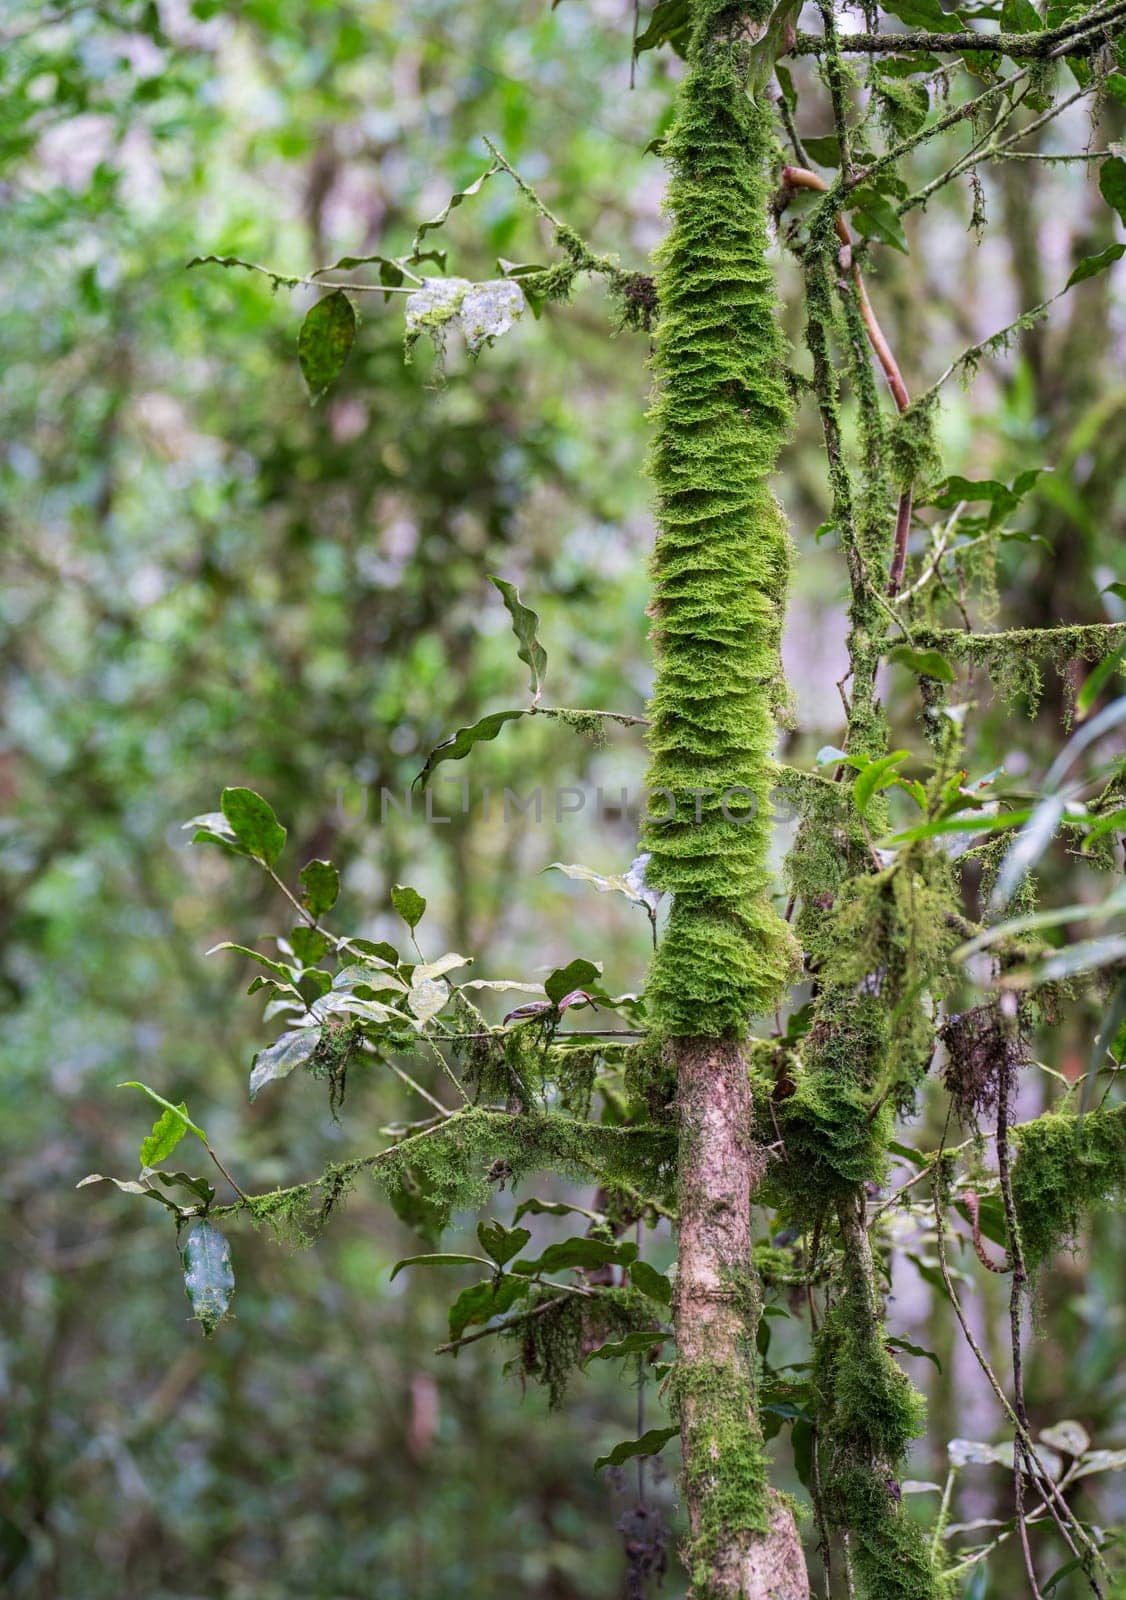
185,253 -> 301,289
1077,642 -> 1126,720
633,0 -> 691,56
411,166 -> 498,256
885,809 -> 1030,846
447,1275 -> 530,1342
802,135 -> 840,168
249,1028 -> 319,1100
149,1170 -> 215,1210
389,1252 -> 495,1281
583,1330 -> 669,1364
851,188 -> 909,254
853,751 -> 910,817
207,942 -> 296,984
139,1101 -> 190,1168
289,926 -> 330,966
1066,243 -> 1125,289
391,884 -> 426,930
1000,0 -> 1041,31
888,645 -> 955,683
219,787 -> 286,866
881,0 -> 962,28
297,290 -> 355,401
413,709 -> 528,790
477,1219 -> 531,1267
544,958 -> 602,1006
1099,156 -> 1126,225
594,1425 -> 679,1472
181,1220 -> 235,1337
512,1196 -> 605,1225
299,858 -> 340,918
488,575 -> 548,703
630,1259 -> 673,1305
886,1335 -> 943,1372
118,1082 -> 206,1143
513,1236 -> 637,1275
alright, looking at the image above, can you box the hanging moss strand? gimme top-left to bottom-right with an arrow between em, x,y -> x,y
643,0 -> 799,1039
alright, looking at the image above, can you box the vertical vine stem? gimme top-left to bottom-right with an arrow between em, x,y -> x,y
778,165 -> 915,595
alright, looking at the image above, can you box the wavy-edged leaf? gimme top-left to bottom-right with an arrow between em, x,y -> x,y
389,1252 -> 494,1281
512,1195 -> 604,1225
413,709 -> 527,789
477,1220 -> 531,1267
186,253 -> 300,289
249,1027 -> 319,1100
489,574 -> 547,702
182,1221 -> 235,1337
207,942 -> 296,984
513,1237 -> 637,1276
1067,242 -> 1126,290
583,1329 -> 669,1365
118,1082 -> 206,1142
139,1101 -> 190,1168
411,166 -> 498,256
594,1425 -> 679,1473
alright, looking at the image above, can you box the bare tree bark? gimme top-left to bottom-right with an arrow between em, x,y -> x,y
675,1037 -> 810,1599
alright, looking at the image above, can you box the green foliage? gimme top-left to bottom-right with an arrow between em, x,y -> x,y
1011,1106 -> 1126,1270
297,291 -> 356,401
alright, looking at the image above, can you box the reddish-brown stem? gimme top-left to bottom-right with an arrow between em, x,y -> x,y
780,165 -> 914,594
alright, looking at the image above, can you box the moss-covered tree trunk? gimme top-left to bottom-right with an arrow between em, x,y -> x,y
642,2 -> 809,1593
675,1040 -> 809,1597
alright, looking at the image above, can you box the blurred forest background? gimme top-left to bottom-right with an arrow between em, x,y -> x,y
1,1 -> 1123,1596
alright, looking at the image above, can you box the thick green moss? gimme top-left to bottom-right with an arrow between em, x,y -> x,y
1011,1105 -> 1126,1270
232,1107 -> 677,1245
642,0 -> 798,1037
815,1280 -> 947,1600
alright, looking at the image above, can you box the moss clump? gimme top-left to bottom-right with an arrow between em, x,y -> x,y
507,1285 -> 653,1408
888,392 -> 942,495
642,0 -> 799,1037
1011,1105 -> 1126,1270
911,623 -> 1126,718
815,1298 -> 926,1467
674,1359 -> 772,1589
815,1283 -> 946,1600
832,1465 -> 953,1600
232,1107 -> 676,1246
